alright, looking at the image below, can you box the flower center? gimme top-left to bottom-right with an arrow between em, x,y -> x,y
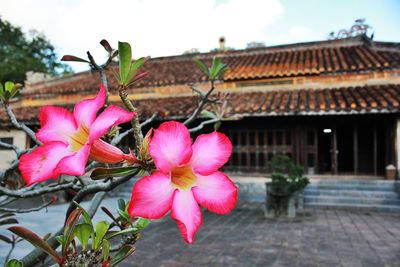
171,165 -> 196,191
69,125 -> 90,151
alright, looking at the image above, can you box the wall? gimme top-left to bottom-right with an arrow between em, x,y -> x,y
0,130 -> 27,170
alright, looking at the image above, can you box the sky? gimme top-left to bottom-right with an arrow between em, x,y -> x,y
1,0 -> 399,72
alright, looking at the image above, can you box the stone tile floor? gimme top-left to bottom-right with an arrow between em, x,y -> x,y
122,206 -> 400,267
1,199 -> 399,266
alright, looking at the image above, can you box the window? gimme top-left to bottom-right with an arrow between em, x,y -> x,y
0,137 -> 14,150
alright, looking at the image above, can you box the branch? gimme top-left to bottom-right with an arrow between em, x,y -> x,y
188,118 -> 220,133
3,102 -> 41,145
184,80 -> 215,126
119,86 -> 143,153
0,182 -> 78,198
0,196 -> 56,213
87,51 -> 109,103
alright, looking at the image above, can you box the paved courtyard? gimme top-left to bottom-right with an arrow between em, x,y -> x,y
123,206 -> 400,267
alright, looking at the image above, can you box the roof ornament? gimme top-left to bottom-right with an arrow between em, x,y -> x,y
328,18 -> 373,40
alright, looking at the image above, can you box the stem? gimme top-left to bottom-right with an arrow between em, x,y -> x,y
118,85 -> 143,154
184,80 -> 215,126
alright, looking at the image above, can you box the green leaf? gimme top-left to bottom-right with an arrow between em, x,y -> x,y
55,235 -> 64,246
110,245 -> 136,267
118,41 -> 132,85
214,121 -> 222,131
194,59 -> 209,77
135,218 -> 151,230
90,167 -> 138,180
0,83 -> 4,95
201,110 -> 218,119
118,209 -> 132,223
111,68 -> 121,84
102,239 -> 110,262
74,223 -> 92,251
5,259 -> 24,267
62,208 -> 83,256
106,227 -> 137,240
5,81 -> 14,92
8,226 -> 61,264
118,199 -> 126,211
93,221 -> 110,250
61,55 -> 89,63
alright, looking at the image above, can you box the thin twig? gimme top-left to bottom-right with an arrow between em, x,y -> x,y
184,80 -> 215,126
3,102 -> 41,145
0,182 -> 78,198
0,197 -> 56,213
188,118 -> 220,133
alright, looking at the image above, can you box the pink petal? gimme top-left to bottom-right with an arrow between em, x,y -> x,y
36,106 -> 77,144
89,105 -> 135,142
73,85 -> 106,128
192,171 -> 238,215
149,121 -> 192,174
128,172 -> 175,219
191,132 -> 232,175
170,190 -> 202,244
90,139 -> 126,164
19,142 -> 72,185
54,144 -> 91,177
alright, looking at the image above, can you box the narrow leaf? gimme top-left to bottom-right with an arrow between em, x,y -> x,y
201,110 -> 218,119
106,227 -> 137,240
118,199 -> 126,211
61,55 -> 89,63
0,213 -> 15,220
0,234 -> 12,243
118,41 -> 132,85
91,167 -> 138,180
101,207 -> 120,226
111,68 -> 121,84
118,210 -> 131,223
194,59 -> 209,76
210,57 -> 222,79
100,39 -> 112,53
102,239 -> 110,262
63,208 -> 83,256
110,245 -> 136,267
0,83 -> 4,95
0,218 -> 18,226
8,226 -> 61,263
135,218 -> 151,230
74,223 -> 92,251
94,221 -> 110,250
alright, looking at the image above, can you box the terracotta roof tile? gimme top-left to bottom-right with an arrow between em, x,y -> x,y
3,84 -> 400,126
21,37 -> 400,99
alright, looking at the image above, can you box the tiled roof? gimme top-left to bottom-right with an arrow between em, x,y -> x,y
22,37 -> 400,99
3,84 -> 400,125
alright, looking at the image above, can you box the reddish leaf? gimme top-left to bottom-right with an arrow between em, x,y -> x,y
100,39 -> 113,53
61,55 -> 89,63
63,208 -> 83,256
8,226 -> 61,264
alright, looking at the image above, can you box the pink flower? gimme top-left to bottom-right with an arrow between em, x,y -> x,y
128,121 -> 237,244
19,85 -> 136,185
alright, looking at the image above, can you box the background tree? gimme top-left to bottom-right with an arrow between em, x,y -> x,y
0,17 -> 72,84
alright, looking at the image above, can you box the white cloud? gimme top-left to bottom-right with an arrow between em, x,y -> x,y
0,0 -> 284,71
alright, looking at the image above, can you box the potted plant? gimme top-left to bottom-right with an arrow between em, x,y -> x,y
265,155 -> 309,218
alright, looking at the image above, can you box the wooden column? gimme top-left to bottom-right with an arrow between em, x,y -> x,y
373,126 -> 378,176
396,119 -> 400,178
332,127 -> 338,175
353,126 -> 358,175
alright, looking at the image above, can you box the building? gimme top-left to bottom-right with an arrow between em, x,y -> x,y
1,35 -> 400,178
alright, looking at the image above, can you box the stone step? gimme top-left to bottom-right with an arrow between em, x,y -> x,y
304,189 -> 399,198
305,195 -> 400,206
306,184 -> 397,192
305,202 -> 400,212
309,179 -> 398,185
